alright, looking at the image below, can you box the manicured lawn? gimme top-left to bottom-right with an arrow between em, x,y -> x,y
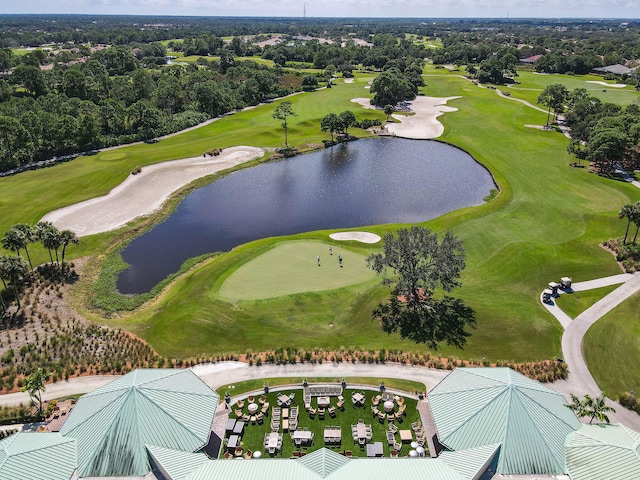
584,292 -> 640,398
4,72 -> 640,366
502,71 -> 640,107
222,388 -> 422,459
554,285 -> 619,320
218,241 -> 376,301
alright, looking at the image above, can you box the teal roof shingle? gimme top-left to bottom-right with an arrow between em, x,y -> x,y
428,367 -> 581,475
60,368 -> 219,477
0,432 -> 76,480
565,423 -> 640,480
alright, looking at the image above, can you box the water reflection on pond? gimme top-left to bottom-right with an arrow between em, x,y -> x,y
118,138 -> 495,293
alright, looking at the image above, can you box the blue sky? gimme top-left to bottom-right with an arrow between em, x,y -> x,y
2,0 -> 639,18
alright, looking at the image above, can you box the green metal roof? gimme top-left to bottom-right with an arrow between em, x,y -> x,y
297,448 -> 350,478
428,367 -> 581,475
60,368 -> 219,478
147,444 -> 208,480
177,446 -> 496,480
565,423 -> 640,480
439,444 -> 500,479
0,432 -> 76,480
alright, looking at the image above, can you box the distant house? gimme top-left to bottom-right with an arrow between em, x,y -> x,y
593,64 -> 635,76
519,54 -> 542,65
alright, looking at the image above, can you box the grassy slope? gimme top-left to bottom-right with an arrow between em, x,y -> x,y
584,292 -> 640,397
107,74 -> 639,361
3,72 -> 639,364
505,71 -> 640,107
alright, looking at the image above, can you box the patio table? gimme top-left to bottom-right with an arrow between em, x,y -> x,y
248,403 -> 259,414
399,430 -> 413,443
318,396 -> 330,408
227,435 -> 239,449
225,418 -> 236,432
352,393 -> 365,404
267,432 -> 280,449
293,430 -> 313,444
233,421 -> 245,435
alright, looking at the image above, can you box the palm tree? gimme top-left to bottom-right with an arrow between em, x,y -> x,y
35,221 -> 60,265
21,368 -> 48,417
585,393 -> 616,424
619,204 -> 635,244
0,255 -> 27,310
566,393 -> 616,424
632,201 -> 640,244
12,223 -> 35,270
1,227 -> 25,258
59,229 -> 79,269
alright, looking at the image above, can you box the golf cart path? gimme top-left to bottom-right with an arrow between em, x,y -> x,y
542,272 -> 640,429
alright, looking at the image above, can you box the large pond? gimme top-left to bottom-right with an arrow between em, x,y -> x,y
118,138 -> 495,293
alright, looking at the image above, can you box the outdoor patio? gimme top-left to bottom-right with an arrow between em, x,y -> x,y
220,386 -> 425,459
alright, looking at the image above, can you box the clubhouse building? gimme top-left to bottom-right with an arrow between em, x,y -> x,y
1,367 -> 638,480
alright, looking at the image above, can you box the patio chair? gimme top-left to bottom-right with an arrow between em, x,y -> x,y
268,447 -> 276,455
309,408 -> 316,419
394,442 -> 402,452
243,414 -> 251,422
328,406 -> 336,418
319,408 -> 325,419
372,396 -> 379,406
236,400 -> 245,409
388,423 -> 398,434
292,451 -> 301,458
378,413 -> 385,424
345,450 -> 353,458
337,400 -> 345,411
411,420 -> 422,432
243,449 -> 253,460
257,413 -> 264,424
223,451 -> 234,460
390,449 -> 399,459
295,438 -> 302,447
387,431 -> 395,445
261,405 -> 269,415
234,446 -> 243,457
358,418 -> 364,424
248,395 -> 255,403
259,395 -> 267,404
338,395 -> 344,402
235,409 -> 243,418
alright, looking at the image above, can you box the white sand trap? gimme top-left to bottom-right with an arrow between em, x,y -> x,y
364,85 -> 370,89
586,80 -> 627,88
42,146 -> 264,237
343,78 -> 354,83
330,231 -> 381,244
351,97 -> 376,110
525,124 -> 546,130
387,96 -> 460,140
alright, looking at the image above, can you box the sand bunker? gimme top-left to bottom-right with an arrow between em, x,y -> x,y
586,81 -> 627,88
43,146 -> 264,237
343,78 -> 354,83
329,231 -> 381,244
351,96 -> 460,139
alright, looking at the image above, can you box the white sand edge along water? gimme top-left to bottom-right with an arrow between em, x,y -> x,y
351,96 -> 461,140
329,231 -> 381,243
42,146 -> 264,237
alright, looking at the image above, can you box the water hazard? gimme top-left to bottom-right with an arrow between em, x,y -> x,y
118,138 -> 495,293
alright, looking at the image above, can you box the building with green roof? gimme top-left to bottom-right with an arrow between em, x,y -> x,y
149,445 -> 500,480
565,423 -> 640,480
60,369 -> 219,478
0,432 -> 76,480
428,367 -> 581,475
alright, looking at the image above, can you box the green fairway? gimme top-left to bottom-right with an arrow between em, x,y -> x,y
3,71 -> 639,365
584,292 -> 640,398
219,241 -> 376,301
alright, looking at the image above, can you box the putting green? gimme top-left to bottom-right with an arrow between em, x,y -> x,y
219,241 -> 377,300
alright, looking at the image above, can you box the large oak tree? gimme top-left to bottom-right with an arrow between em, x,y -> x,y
367,226 -> 475,349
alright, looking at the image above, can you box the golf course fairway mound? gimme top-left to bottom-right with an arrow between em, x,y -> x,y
219,241 -> 377,301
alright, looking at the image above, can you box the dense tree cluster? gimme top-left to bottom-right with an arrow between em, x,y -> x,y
0,45 -> 299,173
564,89 -> 640,174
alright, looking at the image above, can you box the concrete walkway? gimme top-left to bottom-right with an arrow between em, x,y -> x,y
541,273 -> 640,430
4,274 -> 639,429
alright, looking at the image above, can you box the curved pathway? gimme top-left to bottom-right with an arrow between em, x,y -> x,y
541,273 -> 640,430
